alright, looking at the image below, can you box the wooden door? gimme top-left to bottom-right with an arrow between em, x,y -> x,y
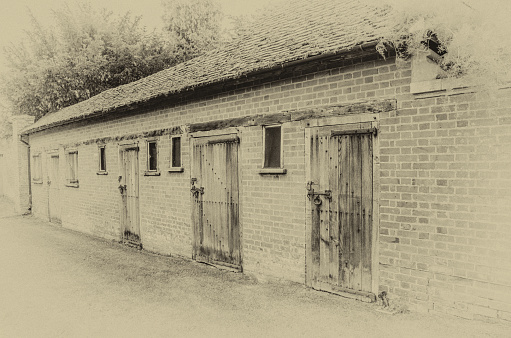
307,126 -> 375,301
121,147 -> 140,246
191,134 -> 241,270
48,155 -> 61,223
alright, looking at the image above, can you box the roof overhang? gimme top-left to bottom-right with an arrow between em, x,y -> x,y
21,40 -> 383,136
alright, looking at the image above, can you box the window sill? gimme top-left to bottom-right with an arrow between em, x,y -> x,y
168,167 -> 184,173
96,171 -> 108,175
65,182 -> 79,188
144,171 -> 161,176
258,168 -> 287,175
32,180 -> 43,184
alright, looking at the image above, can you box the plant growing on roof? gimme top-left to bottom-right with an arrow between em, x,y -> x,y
370,0 -> 511,85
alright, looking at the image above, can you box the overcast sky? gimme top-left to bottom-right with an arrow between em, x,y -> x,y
0,0 -> 274,70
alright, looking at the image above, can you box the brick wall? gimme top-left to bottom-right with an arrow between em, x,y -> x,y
26,55 -> 511,321
379,84 -> 511,322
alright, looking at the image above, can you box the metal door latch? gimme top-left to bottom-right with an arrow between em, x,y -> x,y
306,181 -> 332,201
190,178 -> 204,198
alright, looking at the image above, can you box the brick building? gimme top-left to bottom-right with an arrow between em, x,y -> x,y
18,0 -> 511,321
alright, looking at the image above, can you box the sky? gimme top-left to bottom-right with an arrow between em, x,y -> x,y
0,0 -> 274,70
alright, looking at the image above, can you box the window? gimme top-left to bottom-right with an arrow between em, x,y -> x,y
98,145 -> 107,173
259,125 -> 286,175
170,136 -> 182,170
263,125 -> 282,168
147,140 -> 158,172
66,150 -> 79,187
32,154 -> 42,183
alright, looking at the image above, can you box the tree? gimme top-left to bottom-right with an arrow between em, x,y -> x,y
370,0 -> 511,84
0,1 -> 224,120
161,0 -> 232,59
0,103 -> 12,139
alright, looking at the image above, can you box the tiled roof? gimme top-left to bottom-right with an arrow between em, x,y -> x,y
23,0 -> 389,134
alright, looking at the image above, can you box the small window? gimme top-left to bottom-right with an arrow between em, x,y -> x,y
32,154 -> 42,182
98,146 -> 107,172
171,136 -> 181,168
263,125 -> 282,168
67,151 -> 79,186
147,141 -> 158,171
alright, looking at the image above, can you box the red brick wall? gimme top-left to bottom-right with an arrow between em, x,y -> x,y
379,86 -> 511,321
27,55 -> 511,321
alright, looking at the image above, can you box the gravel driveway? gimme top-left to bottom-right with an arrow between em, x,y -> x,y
0,197 -> 509,337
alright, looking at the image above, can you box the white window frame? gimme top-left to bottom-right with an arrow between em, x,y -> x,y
66,150 -> 79,187
97,145 -> 107,175
259,124 -> 286,175
32,153 -> 43,183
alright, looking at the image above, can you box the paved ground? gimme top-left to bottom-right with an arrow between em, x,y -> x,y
0,197 -> 510,338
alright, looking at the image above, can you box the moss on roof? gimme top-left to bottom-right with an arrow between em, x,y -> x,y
24,0 -> 389,134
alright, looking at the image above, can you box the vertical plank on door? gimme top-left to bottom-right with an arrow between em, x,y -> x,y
361,134 -> 373,292
328,135 -> 340,285
351,135 -> 363,291
230,141 -> 240,265
309,131 -> 321,285
125,151 -> 131,235
49,155 -> 61,223
132,150 -> 140,238
320,135 -> 331,284
339,135 -> 351,288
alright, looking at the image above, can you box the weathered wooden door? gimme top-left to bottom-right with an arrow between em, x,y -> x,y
307,126 -> 376,301
120,147 -> 141,246
48,155 -> 61,223
191,134 -> 241,270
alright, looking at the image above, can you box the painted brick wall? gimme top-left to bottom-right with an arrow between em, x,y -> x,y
0,138 -> 15,200
26,55 -> 511,322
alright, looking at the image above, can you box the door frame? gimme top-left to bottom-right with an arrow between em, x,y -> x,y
47,150 -> 61,223
189,127 -> 243,271
304,113 -> 380,301
118,142 -> 141,246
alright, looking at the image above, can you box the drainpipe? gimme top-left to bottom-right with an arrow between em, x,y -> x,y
19,134 -> 32,211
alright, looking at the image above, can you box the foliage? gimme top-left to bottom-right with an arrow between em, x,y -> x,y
161,0 -> 232,59
370,0 -> 511,83
0,1 -> 228,120
0,102 -> 12,139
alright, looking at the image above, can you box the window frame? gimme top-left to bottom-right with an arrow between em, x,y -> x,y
259,124 -> 286,175
169,135 -> 184,172
97,145 -> 108,175
144,139 -> 160,176
32,153 -> 43,184
66,150 -> 79,187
